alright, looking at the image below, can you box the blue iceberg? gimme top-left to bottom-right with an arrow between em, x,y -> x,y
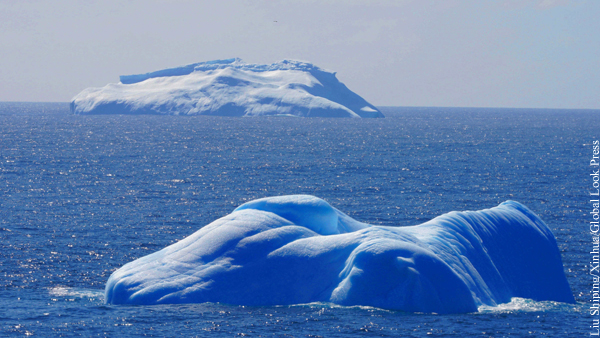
105,195 -> 574,313
71,59 -> 384,118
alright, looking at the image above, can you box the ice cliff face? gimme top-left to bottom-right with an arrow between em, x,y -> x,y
70,59 -> 384,118
104,195 -> 574,314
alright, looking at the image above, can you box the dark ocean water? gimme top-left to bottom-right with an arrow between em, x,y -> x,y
0,102 -> 597,337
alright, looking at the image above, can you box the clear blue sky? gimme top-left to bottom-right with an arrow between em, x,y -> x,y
1,0 -> 598,109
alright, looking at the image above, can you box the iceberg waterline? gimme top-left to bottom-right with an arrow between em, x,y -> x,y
70,59 -> 384,118
105,195 -> 574,314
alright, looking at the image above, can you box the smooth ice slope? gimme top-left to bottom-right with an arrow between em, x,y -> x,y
105,195 -> 574,313
70,59 -> 384,118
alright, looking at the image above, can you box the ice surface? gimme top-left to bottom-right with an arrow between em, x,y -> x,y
71,59 -> 384,118
105,195 -> 574,313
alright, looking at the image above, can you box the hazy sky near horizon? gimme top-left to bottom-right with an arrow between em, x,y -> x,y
1,0 -> 598,109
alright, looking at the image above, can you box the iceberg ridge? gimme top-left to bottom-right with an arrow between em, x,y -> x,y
104,195 -> 574,314
71,59 -> 384,118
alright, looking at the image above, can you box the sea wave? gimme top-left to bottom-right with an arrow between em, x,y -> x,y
477,297 -> 583,314
48,286 -> 105,300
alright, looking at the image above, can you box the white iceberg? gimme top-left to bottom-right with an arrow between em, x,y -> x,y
70,59 -> 384,118
105,195 -> 574,314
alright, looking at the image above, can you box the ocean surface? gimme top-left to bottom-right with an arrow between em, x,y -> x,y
0,102 -> 597,337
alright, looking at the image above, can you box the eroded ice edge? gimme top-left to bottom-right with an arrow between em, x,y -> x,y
70,59 -> 384,118
105,195 -> 574,314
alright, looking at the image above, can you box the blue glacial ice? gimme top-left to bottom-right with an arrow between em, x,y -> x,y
105,195 -> 574,314
70,59 -> 384,118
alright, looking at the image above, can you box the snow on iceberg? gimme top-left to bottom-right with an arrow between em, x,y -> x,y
71,58 -> 384,118
104,195 -> 574,314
